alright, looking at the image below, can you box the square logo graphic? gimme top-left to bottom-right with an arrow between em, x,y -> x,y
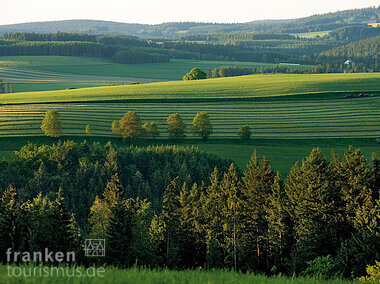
85,239 -> 105,257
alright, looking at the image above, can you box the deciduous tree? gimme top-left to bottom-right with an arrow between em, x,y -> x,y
41,110 -> 62,138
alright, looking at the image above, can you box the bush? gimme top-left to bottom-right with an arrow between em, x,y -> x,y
359,261 -> 380,283
301,255 -> 339,280
183,68 -> 207,80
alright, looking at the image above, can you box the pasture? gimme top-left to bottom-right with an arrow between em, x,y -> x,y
0,56 -> 299,92
0,72 -> 379,104
0,98 -> 379,139
0,67 -> 379,175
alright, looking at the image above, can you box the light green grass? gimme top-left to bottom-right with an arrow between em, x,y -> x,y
0,73 -> 379,104
0,265 -> 358,284
292,30 -> 332,38
1,98 -> 379,139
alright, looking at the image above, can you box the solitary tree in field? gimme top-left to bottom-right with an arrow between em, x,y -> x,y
41,110 -> 62,138
167,113 -> 186,140
192,111 -> 213,141
238,125 -> 252,141
142,122 -> 160,139
86,124 -> 92,135
112,111 -> 142,139
183,68 -> 207,81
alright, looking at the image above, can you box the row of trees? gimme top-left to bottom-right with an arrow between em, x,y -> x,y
0,144 -> 378,279
2,32 -> 97,42
42,110 -> 253,141
112,111 -> 213,141
205,65 -> 308,78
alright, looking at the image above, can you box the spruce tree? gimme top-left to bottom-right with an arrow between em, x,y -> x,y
240,152 -> 275,271
162,177 -> 182,267
88,173 -> 124,238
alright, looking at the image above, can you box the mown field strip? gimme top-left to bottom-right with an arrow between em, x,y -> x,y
1,72 -> 379,104
0,97 -> 379,138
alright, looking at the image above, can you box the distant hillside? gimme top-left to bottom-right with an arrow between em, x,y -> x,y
317,36 -> 380,71
0,20 -> 145,36
277,6 -> 380,33
0,6 -> 378,37
320,35 -> 380,58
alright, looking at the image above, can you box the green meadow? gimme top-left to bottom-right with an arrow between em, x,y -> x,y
0,70 -> 379,174
0,265 -> 357,284
0,56 -> 304,92
0,72 -> 379,104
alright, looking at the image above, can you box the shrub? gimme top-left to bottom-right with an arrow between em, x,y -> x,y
359,261 -> 380,283
301,255 -> 339,280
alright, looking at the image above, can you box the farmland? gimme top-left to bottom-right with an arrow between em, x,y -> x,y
0,72 -> 379,104
0,71 -> 379,174
0,56 -> 299,92
0,74 -> 379,174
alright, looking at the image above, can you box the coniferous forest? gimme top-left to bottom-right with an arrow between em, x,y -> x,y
0,141 -> 378,279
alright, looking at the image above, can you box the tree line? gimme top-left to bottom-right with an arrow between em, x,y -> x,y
0,143 -> 378,279
2,32 -> 97,42
206,65 -> 308,78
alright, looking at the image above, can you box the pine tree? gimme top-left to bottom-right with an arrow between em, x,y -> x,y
240,152 -> 275,272
88,173 -> 124,238
265,172 -> 293,271
162,177 -> 182,267
0,186 -> 29,261
220,163 -> 240,270
286,148 -> 341,273
106,200 -> 133,266
50,188 -> 82,255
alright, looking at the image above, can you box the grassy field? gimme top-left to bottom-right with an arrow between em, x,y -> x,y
0,265 -> 357,284
292,30 -> 332,38
0,56 -> 305,92
0,63 -> 378,176
0,72 -> 379,104
0,97 -> 379,138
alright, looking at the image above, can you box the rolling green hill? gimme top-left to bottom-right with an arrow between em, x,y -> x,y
0,56 -> 291,92
0,72 -> 378,173
0,72 -> 379,104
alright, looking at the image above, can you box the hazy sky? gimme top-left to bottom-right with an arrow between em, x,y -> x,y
0,0 -> 379,25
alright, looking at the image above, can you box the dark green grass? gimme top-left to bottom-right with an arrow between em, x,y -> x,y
0,136 -> 377,176
0,265 -> 356,284
9,83 -> 108,93
0,56 -> 303,87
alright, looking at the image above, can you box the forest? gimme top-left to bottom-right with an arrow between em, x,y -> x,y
0,22 -> 379,71
0,141 -> 378,280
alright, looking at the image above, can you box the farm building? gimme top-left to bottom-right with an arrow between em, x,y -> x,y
344,59 -> 355,66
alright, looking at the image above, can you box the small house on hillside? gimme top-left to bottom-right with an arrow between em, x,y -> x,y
344,59 -> 355,66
